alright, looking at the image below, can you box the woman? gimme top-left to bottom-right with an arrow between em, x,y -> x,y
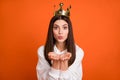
36,3 -> 84,80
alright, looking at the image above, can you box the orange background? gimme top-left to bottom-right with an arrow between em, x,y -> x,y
0,0 -> 120,80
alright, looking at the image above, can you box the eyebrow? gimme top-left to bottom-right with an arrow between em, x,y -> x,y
63,24 -> 68,26
53,24 -> 58,26
54,24 -> 68,26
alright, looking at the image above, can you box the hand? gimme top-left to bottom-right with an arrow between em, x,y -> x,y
60,52 -> 72,61
48,52 -> 59,60
48,52 -> 60,70
48,52 -> 72,61
60,52 -> 72,71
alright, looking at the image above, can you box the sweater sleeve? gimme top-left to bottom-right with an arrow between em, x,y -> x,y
59,46 -> 84,80
36,46 -> 60,80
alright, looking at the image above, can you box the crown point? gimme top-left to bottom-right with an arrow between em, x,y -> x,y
54,3 -> 71,17
59,3 -> 64,7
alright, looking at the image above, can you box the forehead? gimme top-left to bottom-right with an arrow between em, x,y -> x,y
54,19 -> 68,25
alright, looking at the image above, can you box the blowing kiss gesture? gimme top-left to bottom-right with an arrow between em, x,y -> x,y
48,52 -> 72,71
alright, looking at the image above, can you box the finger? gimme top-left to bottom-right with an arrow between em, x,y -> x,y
48,52 -> 56,60
66,52 -> 72,58
60,53 -> 71,61
60,54 -> 65,60
63,53 -> 71,60
52,54 -> 60,60
53,55 -> 59,60
48,52 -> 54,56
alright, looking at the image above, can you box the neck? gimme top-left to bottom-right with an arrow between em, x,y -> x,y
56,42 -> 66,51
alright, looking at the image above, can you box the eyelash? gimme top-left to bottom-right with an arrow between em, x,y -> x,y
63,26 -> 68,29
53,26 -> 58,29
53,26 -> 68,30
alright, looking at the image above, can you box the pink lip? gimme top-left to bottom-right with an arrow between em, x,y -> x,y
58,36 -> 63,40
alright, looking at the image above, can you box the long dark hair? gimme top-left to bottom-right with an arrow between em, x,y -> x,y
44,15 -> 76,66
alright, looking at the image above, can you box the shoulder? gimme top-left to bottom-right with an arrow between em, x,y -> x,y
75,44 -> 84,61
37,45 -> 45,58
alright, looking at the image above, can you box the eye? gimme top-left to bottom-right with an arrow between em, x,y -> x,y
63,26 -> 68,29
53,26 -> 58,30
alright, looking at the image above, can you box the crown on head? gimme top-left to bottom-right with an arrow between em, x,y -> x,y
54,3 -> 71,17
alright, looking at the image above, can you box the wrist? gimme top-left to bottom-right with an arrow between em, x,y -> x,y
52,60 -> 60,70
60,60 -> 68,71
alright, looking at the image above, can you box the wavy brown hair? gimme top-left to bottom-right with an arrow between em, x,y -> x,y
44,15 -> 76,66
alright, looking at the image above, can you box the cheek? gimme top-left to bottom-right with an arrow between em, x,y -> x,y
63,30 -> 69,39
65,30 -> 69,36
53,30 -> 58,37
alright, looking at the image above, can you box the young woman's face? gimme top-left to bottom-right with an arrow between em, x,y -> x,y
53,19 -> 69,43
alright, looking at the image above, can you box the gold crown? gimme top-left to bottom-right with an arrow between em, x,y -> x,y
54,3 -> 71,17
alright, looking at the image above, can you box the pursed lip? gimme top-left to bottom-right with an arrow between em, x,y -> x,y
58,36 -> 63,39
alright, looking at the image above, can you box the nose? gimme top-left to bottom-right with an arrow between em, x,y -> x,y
59,28 -> 63,34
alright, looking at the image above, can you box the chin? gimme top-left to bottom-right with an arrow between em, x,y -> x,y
57,39 -> 66,43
